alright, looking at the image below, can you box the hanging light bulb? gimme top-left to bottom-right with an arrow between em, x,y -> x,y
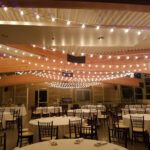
81,24 -> 85,29
20,10 -> 24,16
96,26 -> 100,30
36,14 -> 40,20
51,17 -> 55,22
67,20 -> 71,25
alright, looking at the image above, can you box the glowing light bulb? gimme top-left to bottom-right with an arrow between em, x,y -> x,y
36,14 -> 40,20
20,10 -> 24,16
67,20 -> 71,25
3,7 -> 8,11
110,28 -> 114,33
51,17 -> 55,22
81,24 -> 85,29
96,26 -> 100,30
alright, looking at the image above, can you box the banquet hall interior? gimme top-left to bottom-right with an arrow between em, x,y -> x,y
0,0 -> 150,150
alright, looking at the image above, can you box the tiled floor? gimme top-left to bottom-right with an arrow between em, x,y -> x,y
5,117 -> 147,150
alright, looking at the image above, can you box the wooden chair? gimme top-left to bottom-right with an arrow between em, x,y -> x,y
6,109 -> 20,129
107,118 -> 128,148
42,108 -> 50,117
130,115 -> 147,143
81,115 -> 98,139
0,131 -> 6,150
38,121 -> 58,141
64,119 -> 82,139
0,112 -> 4,130
16,116 -> 33,147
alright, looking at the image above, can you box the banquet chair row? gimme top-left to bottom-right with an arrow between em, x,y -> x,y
122,108 -> 150,115
64,115 -> 98,140
31,108 -> 61,119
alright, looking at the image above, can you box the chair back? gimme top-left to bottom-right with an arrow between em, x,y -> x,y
38,121 -> 55,141
130,115 -> 144,132
107,118 -> 127,148
69,119 -> 82,138
0,132 -> 6,150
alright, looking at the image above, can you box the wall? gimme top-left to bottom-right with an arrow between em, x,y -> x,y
0,83 -> 122,108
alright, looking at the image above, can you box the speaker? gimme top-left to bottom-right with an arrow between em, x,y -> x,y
134,73 -> 141,78
62,72 -> 73,77
67,54 -> 85,64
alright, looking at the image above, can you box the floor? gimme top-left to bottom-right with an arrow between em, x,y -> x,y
5,116 -> 147,150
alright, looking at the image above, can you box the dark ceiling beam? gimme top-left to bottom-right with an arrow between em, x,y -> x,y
0,0 -> 150,12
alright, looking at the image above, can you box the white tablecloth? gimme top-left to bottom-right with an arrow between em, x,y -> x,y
67,109 -> 101,117
0,105 -> 27,116
81,105 -> 106,111
123,114 -> 150,132
36,106 -> 62,113
29,116 -> 82,140
17,139 -> 127,150
0,105 -> 27,128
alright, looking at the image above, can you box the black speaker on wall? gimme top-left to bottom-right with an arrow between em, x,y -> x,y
67,54 -> 85,64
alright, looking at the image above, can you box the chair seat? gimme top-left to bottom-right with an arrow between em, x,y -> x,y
21,131 -> 33,137
119,120 -> 123,123
133,127 -> 146,132
99,115 -> 107,119
22,128 -> 29,132
41,137 -> 51,141
82,123 -> 90,127
115,123 -> 129,129
64,133 -> 76,138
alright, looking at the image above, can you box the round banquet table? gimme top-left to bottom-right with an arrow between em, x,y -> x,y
16,139 -> 127,150
29,116 -> 82,141
123,114 -> 150,132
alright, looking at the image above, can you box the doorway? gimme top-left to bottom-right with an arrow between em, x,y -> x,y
35,90 -> 48,107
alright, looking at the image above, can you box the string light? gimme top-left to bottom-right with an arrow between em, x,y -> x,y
67,20 -> 71,25
137,31 -> 141,35
124,28 -> 129,33
51,17 -> 55,22
36,14 -> 40,20
110,28 -> 114,32
20,10 -> 24,16
3,7 -> 8,11
81,24 -> 85,29
96,26 -> 100,30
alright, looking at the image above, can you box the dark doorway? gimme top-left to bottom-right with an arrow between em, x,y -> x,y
35,90 -> 48,107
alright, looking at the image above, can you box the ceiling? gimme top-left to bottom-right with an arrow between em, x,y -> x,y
0,3 -> 149,88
